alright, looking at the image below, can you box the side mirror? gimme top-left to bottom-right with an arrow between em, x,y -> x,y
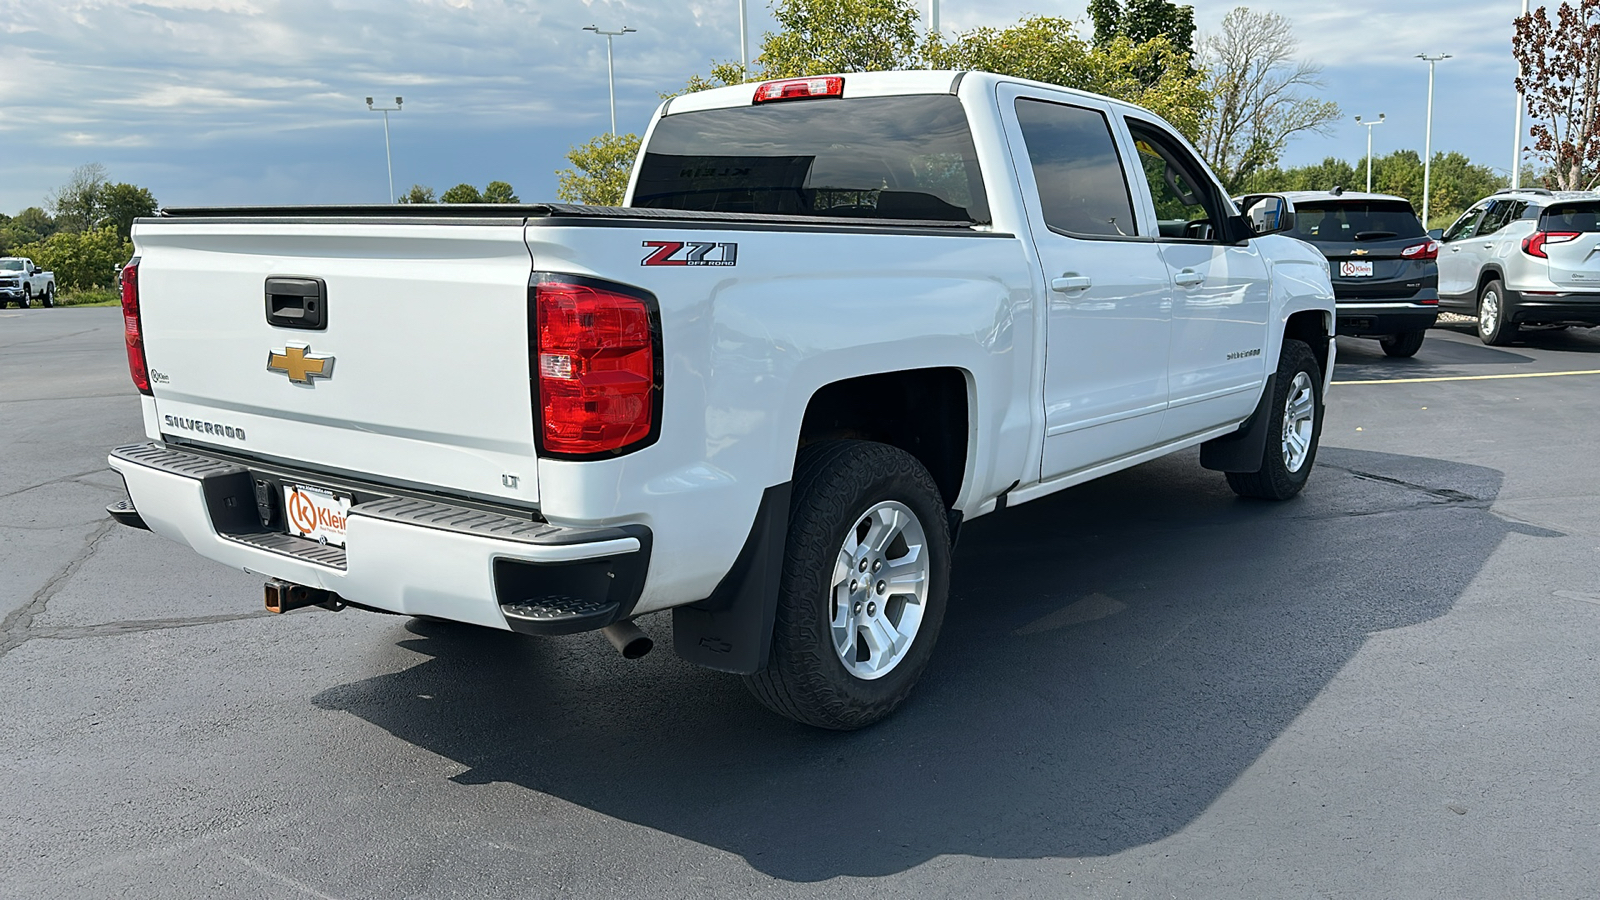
31,266 -> 41,275
1427,228 -> 1444,240
1242,196 -> 1293,236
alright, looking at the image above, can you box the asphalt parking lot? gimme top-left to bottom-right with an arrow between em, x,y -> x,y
4,308 -> 1599,899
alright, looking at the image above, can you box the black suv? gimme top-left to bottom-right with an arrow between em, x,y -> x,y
1238,190 -> 1438,357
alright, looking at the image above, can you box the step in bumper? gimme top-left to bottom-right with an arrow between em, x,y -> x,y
108,442 -> 650,632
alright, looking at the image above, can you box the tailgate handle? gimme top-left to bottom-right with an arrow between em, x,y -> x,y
265,277 -> 327,330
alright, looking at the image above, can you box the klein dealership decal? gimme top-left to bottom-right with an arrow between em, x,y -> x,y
641,240 -> 739,267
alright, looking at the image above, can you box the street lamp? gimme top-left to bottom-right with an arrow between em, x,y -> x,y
930,0 -> 940,36
366,96 -> 403,204
1355,113 -> 1385,193
738,1 -> 748,74
1417,53 -> 1452,227
1513,0 -> 1530,189
583,25 -> 637,136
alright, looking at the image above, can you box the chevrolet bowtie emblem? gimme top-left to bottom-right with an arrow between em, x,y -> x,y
267,343 -> 335,384
1351,249 -> 1370,256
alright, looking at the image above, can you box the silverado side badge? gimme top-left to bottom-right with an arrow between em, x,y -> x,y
267,343 -> 335,385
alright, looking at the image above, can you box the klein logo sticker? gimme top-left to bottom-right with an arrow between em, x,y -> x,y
641,240 -> 739,267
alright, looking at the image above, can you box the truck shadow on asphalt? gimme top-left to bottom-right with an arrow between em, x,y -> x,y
313,447 -> 1549,881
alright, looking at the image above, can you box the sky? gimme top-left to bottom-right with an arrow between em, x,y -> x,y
0,0 -> 1534,214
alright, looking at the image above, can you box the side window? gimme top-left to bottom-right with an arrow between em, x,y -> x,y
1014,98 -> 1136,238
1125,119 -> 1226,241
1441,206 -> 1485,242
1478,200 -> 1516,237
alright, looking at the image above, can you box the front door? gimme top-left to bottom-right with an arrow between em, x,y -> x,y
1122,118 -> 1271,442
1437,202 -> 1490,303
1001,87 -> 1173,480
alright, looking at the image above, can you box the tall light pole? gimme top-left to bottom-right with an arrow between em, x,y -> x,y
365,96 -> 403,203
1355,114 -> 1385,193
583,25 -> 636,136
930,0 -> 940,36
738,1 -> 748,74
1512,0 -> 1530,189
1417,53 -> 1452,227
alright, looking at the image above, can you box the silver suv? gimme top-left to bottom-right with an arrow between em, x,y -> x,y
1437,188 -> 1600,344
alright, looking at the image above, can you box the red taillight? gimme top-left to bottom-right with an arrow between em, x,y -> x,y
120,258 -> 151,395
1401,240 -> 1440,261
753,76 -> 844,104
533,279 -> 658,456
1522,231 -> 1582,259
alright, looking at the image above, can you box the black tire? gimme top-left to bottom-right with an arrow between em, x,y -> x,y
1225,339 -> 1323,501
1477,279 -> 1519,346
743,440 -> 950,730
1379,330 -> 1426,358
42,284 -> 54,308
19,286 -> 31,309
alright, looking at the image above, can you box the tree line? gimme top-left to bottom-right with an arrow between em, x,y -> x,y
556,0 -> 1348,205
555,0 -> 1600,224
1,163 -> 157,293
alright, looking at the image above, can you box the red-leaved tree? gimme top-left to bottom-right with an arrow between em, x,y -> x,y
1515,1 -> 1600,189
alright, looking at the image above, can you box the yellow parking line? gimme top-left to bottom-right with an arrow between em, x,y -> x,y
1334,368 -> 1600,385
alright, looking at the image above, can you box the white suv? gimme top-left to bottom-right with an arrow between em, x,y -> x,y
1437,188 -> 1600,344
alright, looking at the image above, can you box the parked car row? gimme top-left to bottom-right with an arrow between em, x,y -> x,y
1238,187 -> 1600,352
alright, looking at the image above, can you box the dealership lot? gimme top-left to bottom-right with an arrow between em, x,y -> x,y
3,308 -> 1598,898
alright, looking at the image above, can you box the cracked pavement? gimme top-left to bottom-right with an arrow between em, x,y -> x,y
3,309 -> 1599,899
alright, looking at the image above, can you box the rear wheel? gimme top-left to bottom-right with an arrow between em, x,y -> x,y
743,440 -> 950,730
42,284 -> 54,308
1477,280 -> 1519,346
1225,339 -> 1323,501
1379,330 -> 1426,357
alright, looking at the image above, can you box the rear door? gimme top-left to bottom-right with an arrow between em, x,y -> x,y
133,219 -> 540,506
1000,86 -> 1173,479
1534,201 -> 1600,288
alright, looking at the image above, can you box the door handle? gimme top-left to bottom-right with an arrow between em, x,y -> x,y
1173,269 -> 1205,287
1450,246 -> 1462,252
1051,275 -> 1092,292
1483,242 -> 1495,248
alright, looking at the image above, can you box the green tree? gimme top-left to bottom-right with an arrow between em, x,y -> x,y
1198,7 -> 1341,191
927,18 -> 1210,141
1089,0 -> 1196,57
0,208 -> 55,254
100,183 -> 158,240
398,185 -> 436,204
1236,149 -> 1506,229
48,163 -> 108,233
11,227 -> 132,291
482,181 -> 520,203
760,0 -> 921,77
439,183 -> 483,203
556,132 -> 642,206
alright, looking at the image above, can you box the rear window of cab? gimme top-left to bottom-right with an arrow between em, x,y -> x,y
633,95 -> 990,224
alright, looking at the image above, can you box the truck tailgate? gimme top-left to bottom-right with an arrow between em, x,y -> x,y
133,219 -> 539,506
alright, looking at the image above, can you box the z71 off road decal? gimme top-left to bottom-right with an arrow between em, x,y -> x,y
641,240 -> 739,267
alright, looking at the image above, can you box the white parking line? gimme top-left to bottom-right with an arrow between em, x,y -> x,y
1334,368 -> 1600,386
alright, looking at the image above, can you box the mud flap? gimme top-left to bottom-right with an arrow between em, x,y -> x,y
672,482 -> 791,675
1200,374 -> 1276,473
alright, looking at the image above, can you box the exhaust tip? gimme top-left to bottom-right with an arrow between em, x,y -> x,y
602,620 -> 653,660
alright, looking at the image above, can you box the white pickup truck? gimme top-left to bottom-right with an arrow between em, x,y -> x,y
107,71 -> 1335,729
0,256 -> 56,307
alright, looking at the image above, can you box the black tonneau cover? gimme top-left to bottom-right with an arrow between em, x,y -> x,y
152,203 -> 981,232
